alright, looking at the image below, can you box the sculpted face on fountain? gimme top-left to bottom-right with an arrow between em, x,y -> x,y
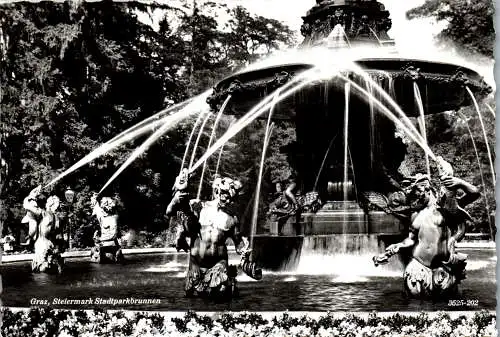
403,157 -> 458,211
405,174 -> 436,209
275,182 -> 283,194
212,176 -> 242,209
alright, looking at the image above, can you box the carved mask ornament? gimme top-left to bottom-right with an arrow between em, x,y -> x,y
212,177 -> 242,209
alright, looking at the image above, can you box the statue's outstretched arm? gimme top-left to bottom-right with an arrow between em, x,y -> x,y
23,198 -> 41,215
440,175 -> 480,207
386,230 -> 416,255
166,169 -> 192,217
456,178 -> 480,207
373,230 -> 416,266
165,191 -> 191,217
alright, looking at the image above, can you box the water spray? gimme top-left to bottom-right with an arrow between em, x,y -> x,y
413,82 -> 431,176
197,95 -> 232,199
337,73 -> 437,162
180,108 -> 208,173
250,89 -> 280,249
313,133 -> 339,191
466,87 -> 495,186
459,111 -> 494,240
107,99 -> 194,146
188,69 -> 321,174
214,144 -> 225,178
188,108 -> 213,170
191,66 -> 438,177
342,82 -> 351,254
343,82 -> 351,203
485,103 -> 496,118
348,64 -> 424,144
98,98 -> 208,194
45,91 -> 211,189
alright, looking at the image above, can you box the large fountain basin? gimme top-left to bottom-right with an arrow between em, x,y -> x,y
1,248 -> 495,312
207,58 -> 490,117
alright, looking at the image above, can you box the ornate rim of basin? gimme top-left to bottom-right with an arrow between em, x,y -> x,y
207,58 -> 491,116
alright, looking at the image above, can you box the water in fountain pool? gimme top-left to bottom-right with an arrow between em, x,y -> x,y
1,248 -> 495,312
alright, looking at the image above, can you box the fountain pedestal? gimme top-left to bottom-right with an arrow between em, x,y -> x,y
207,0 -> 490,273
301,201 -> 367,235
255,204 -> 405,270
90,240 -> 124,264
269,217 -> 299,236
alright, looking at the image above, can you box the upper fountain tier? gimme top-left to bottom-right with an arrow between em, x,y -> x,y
300,0 -> 394,48
206,0 -> 491,118
207,56 -> 491,118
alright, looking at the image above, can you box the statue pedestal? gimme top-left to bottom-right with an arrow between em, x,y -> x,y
267,201 -> 405,236
90,240 -> 123,264
297,201 -> 404,235
300,201 -> 367,235
254,201 -> 406,271
269,217 -> 300,236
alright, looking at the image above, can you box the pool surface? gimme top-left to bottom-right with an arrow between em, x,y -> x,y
1,248 -> 495,312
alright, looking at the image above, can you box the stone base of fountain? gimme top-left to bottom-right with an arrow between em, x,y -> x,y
254,207 -> 406,271
90,241 -> 124,264
302,201 -> 367,235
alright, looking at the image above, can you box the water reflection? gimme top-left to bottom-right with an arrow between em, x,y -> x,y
1,249 -> 495,311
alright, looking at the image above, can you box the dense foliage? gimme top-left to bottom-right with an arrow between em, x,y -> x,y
406,0 -> 494,57
0,1 -> 295,244
1,308 -> 496,337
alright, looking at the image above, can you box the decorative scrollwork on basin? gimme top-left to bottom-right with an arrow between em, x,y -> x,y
207,71 -> 293,111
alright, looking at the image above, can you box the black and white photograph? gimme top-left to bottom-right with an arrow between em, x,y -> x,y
0,0 -> 496,335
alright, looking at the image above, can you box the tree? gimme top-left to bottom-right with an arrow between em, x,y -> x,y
173,1 -> 228,95
406,0 -> 494,57
0,1 -> 297,246
0,1 -> 187,241
223,6 -> 296,69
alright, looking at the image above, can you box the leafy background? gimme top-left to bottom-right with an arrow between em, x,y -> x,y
0,0 -> 495,247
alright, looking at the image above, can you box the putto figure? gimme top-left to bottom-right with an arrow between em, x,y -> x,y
23,186 -> 64,273
21,186 -> 42,249
374,157 -> 480,298
165,169 -> 199,252
166,169 -> 261,298
90,194 -> 123,263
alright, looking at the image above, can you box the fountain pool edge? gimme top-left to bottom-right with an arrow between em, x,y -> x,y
1,242 -> 494,264
1,247 -> 185,264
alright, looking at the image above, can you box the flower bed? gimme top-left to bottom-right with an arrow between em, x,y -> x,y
1,308 -> 496,337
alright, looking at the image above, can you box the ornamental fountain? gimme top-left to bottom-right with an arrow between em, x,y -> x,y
1,0 -> 495,309
205,0 -> 490,271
